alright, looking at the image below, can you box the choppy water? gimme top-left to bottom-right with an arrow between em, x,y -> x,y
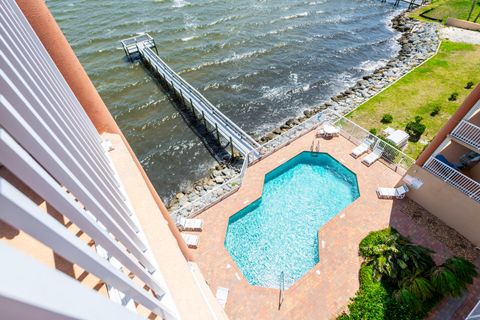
46,0 -> 402,202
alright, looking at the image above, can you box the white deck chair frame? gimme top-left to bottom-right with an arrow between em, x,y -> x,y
176,217 -> 203,231
216,287 -> 229,309
362,145 -> 384,166
181,233 -> 199,249
376,185 -> 409,199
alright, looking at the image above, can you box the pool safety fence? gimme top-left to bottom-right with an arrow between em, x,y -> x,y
169,110 -> 414,219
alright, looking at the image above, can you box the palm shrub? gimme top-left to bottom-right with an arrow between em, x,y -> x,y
359,228 -> 434,283
349,228 -> 478,319
431,257 -> 477,297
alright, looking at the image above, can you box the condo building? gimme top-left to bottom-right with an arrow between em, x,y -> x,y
1,0 -> 480,319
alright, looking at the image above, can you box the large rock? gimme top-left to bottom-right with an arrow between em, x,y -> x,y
212,170 -> 222,177
175,192 -> 185,200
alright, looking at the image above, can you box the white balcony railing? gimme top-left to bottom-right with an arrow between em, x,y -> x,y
0,1 -> 178,318
466,299 -> 480,320
451,120 -> 480,151
423,157 -> 480,202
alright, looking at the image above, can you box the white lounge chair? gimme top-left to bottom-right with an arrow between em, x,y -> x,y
351,140 -> 372,158
216,287 -> 229,309
362,145 -> 384,166
376,185 -> 409,199
181,233 -> 199,249
176,217 -> 203,231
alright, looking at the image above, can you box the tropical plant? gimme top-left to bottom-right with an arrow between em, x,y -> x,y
360,229 -> 434,283
381,114 -> 393,124
465,81 -> 474,89
341,229 -> 478,320
448,92 -> 459,101
396,273 -> 434,308
430,105 -> 441,116
405,117 -> 426,142
431,257 -> 478,297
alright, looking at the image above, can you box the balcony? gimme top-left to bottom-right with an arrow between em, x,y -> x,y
451,120 -> 480,152
423,157 -> 480,202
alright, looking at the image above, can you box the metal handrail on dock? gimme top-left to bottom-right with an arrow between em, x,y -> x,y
121,34 -> 260,158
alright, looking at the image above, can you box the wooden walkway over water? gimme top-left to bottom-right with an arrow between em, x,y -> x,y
121,34 -> 260,158
381,0 -> 426,9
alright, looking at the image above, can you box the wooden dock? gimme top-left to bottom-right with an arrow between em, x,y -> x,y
381,0 -> 426,10
121,34 -> 260,158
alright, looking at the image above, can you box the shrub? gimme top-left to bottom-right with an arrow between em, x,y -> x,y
360,228 -> 434,283
359,228 -> 396,257
381,114 -> 393,124
431,257 -> 478,297
339,265 -> 425,320
369,128 -> 377,135
448,92 -> 458,101
405,117 -> 426,142
430,105 -> 441,117
465,81 -> 474,89
339,229 -> 478,320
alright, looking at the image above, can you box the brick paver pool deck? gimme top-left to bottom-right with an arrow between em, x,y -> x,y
187,130 -> 453,320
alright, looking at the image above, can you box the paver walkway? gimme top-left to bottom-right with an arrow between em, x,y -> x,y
187,130 -> 454,319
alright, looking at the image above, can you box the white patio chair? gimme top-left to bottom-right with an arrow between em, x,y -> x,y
376,185 -> 409,200
181,233 -> 199,249
362,145 -> 384,166
176,217 -> 203,231
351,140 -> 372,158
216,287 -> 229,309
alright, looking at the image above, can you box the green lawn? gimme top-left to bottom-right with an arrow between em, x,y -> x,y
347,41 -> 480,159
409,0 -> 480,23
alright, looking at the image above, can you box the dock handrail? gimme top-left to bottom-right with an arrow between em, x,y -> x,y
122,33 -> 260,158
140,46 -> 259,148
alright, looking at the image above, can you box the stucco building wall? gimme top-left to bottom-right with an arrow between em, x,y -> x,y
405,165 -> 480,246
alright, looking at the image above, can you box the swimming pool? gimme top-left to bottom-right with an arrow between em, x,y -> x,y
224,152 -> 359,289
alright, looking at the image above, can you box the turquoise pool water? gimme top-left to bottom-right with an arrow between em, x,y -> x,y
224,152 -> 359,289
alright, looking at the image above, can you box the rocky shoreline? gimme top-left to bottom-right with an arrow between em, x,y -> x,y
168,13 -> 440,215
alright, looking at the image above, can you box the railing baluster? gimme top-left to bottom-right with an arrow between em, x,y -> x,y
424,157 -> 480,202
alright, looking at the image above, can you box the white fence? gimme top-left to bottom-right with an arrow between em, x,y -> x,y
0,0 -> 177,318
424,157 -> 480,202
466,299 -> 480,320
170,110 -> 415,218
451,120 -> 480,151
330,113 -> 416,173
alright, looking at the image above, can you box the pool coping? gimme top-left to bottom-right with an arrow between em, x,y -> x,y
223,150 -> 361,291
